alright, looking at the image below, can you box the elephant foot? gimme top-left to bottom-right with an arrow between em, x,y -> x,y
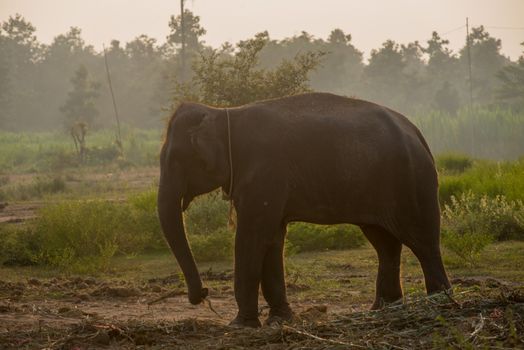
370,296 -> 402,310
265,305 -> 294,326
229,315 -> 262,328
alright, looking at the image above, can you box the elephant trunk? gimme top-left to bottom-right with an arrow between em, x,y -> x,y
157,170 -> 207,305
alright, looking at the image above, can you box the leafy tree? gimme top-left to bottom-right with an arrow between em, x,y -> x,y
460,26 -> 508,105
363,40 -> 405,109
0,14 -> 42,130
496,43 -> 524,110
60,64 -> 101,128
167,9 -> 207,52
424,31 -> 461,113
166,9 -> 207,83
173,31 -> 324,107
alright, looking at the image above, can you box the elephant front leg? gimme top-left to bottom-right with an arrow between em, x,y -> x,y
230,229 -> 265,328
261,230 -> 293,325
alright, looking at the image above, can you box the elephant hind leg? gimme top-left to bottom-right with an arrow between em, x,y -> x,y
360,225 -> 403,309
404,238 -> 451,294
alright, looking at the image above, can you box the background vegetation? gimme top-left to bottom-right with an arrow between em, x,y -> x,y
0,9 -> 523,273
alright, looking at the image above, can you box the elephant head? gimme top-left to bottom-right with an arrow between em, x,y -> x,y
157,103 -> 229,304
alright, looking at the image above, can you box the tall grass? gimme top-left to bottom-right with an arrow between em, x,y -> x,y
411,108 -> 524,160
438,157 -> 524,204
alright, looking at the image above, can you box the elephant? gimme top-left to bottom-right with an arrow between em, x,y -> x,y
157,92 -> 451,328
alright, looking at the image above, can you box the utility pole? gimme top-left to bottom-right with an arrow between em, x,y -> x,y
466,17 -> 473,109
180,0 -> 186,82
466,17 -> 475,156
103,44 -> 123,156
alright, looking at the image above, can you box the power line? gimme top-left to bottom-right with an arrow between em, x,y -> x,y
441,25 -> 466,36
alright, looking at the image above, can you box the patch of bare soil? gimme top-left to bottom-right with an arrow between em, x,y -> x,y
0,201 -> 43,224
0,274 -> 522,349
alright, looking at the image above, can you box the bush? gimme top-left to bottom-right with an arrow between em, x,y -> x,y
436,153 -> 473,174
442,191 -> 524,241
441,230 -> 493,267
0,224 -> 42,266
286,223 -> 365,253
184,191 -> 229,235
189,229 -> 234,262
128,189 -> 165,252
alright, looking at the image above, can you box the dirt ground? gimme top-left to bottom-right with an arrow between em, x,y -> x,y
1,270 -> 523,349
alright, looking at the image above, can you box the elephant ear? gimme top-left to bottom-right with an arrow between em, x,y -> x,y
190,114 -> 220,172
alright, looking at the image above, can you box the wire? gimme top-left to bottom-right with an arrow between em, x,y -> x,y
441,25 -> 466,36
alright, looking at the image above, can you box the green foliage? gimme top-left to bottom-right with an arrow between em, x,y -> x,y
286,223 -> 365,253
184,191 -> 229,235
0,224 -> 41,266
441,230 -> 493,267
438,159 -> 524,204
436,153 -> 473,174
60,64 -> 101,128
0,127 -> 161,173
442,191 -> 524,242
441,190 -> 524,266
496,43 -> 524,110
190,229 -> 234,262
411,108 -> 524,160
173,31 -> 324,107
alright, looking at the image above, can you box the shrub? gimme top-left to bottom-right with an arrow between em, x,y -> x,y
442,191 -> 524,241
128,189 -> 165,252
441,230 -> 493,267
184,191 -> 229,235
286,223 -> 365,253
189,229 -> 234,262
34,200 -> 128,272
436,153 -> 473,174
0,224 -> 42,266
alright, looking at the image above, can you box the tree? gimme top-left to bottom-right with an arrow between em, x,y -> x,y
0,14 -> 42,130
173,31 -> 324,107
166,9 -> 207,82
496,43 -> 524,110
60,64 -> 100,129
459,26 -> 508,104
363,40 -> 405,109
424,31 -> 461,112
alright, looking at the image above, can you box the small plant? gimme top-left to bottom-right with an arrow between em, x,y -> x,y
441,230 -> 493,267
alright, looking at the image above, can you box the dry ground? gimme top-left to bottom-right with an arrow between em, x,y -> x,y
1,243 -> 523,349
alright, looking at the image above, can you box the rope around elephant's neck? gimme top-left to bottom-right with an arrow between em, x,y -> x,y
225,108 -> 233,200
224,108 -> 236,229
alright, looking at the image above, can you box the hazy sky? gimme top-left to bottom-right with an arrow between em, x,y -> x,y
1,0 -> 523,60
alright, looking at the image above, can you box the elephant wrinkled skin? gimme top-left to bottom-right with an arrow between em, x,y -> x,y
157,92 -> 451,327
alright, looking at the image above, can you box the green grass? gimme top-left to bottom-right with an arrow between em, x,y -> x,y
438,158 -> 524,204
0,126 -> 161,174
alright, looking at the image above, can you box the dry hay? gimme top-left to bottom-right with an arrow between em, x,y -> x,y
1,286 -> 523,349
